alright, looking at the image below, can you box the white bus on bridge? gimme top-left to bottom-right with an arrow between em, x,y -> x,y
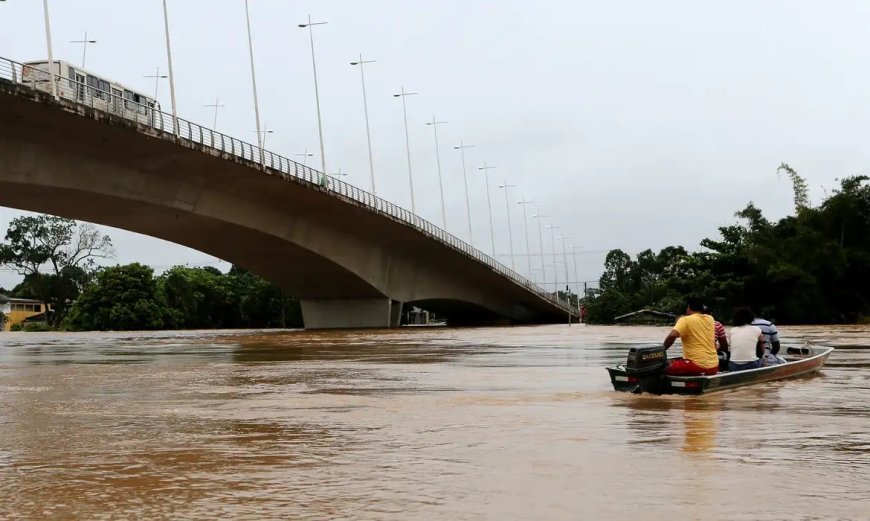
20,60 -> 160,126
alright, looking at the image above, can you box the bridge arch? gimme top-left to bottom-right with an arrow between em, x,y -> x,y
0,78 -> 573,328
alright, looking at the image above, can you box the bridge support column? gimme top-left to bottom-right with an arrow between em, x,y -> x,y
300,298 -> 401,329
390,299 -> 403,328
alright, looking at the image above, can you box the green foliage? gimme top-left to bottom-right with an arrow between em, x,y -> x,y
10,322 -> 53,332
0,215 -> 113,326
65,263 -> 170,331
777,162 -> 810,212
584,173 -> 870,324
158,265 -> 301,329
63,263 -> 302,331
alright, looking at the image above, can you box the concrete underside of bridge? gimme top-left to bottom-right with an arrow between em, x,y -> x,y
0,82 -> 572,328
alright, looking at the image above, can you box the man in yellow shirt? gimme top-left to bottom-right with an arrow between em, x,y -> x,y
662,297 -> 719,376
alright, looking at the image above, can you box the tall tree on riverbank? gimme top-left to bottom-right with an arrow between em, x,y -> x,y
159,265 -> 301,329
65,263 -> 171,331
0,216 -> 113,325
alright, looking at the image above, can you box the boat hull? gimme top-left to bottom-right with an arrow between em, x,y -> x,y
606,346 -> 834,395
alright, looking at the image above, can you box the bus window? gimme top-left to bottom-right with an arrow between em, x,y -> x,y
74,72 -> 86,101
88,75 -> 102,99
112,88 -> 123,113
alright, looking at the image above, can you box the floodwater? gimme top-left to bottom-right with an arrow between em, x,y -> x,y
0,325 -> 867,520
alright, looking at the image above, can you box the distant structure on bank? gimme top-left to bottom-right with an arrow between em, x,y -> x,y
0,295 -> 48,331
614,309 -> 677,326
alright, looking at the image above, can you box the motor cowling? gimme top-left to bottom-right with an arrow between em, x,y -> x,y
622,346 -> 668,393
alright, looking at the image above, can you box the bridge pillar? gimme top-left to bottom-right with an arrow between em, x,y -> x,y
300,298 -> 401,329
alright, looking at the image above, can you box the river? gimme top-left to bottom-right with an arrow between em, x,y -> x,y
0,325 -> 867,520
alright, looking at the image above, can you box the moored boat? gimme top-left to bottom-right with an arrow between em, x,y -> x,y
606,344 -> 834,395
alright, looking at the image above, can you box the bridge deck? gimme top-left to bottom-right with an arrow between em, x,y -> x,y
0,56 -> 578,326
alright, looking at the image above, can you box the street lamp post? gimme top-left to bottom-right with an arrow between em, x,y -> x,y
557,235 -> 570,292
478,163 -> 497,256
425,117 -> 448,229
161,0 -> 179,136
569,243 -> 581,306
252,127 -> 274,149
498,180 -> 517,270
243,0 -> 264,165
393,88 -> 418,213
532,212 -> 547,289
546,223 -> 560,298
70,30 -> 96,68
517,197 -> 533,277
204,96 -> 225,130
454,141 -> 475,245
41,0 -> 58,100
558,234 -> 571,324
143,66 -> 167,100
350,54 -> 377,195
295,149 -> 314,167
298,15 -> 329,176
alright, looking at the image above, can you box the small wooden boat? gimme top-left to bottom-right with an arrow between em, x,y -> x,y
606,345 -> 834,395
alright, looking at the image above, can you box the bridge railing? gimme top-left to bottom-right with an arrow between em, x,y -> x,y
0,56 -> 575,315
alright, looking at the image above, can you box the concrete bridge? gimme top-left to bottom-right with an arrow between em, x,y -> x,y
0,58 -> 576,328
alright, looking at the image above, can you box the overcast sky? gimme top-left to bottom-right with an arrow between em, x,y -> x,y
2,0 -> 869,291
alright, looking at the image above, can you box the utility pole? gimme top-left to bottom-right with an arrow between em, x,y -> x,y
244,0 -> 264,165
70,30 -> 97,68
498,180 -> 517,270
41,0 -> 58,100
298,15 -> 329,176
161,0 -> 179,136
204,96 -> 225,130
393,87 -> 419,213
454,141 -> 475,245
143,66 -> 167,100
478,163 -> 497,257
425,117 -> 448,229
532,213 -> 547,290
350,54 -> 377,194
517,197 -> 534,277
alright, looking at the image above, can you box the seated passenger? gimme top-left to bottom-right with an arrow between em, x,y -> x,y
752,315 -> 785,365
728,308 -> 765,371
662,297 -> 719,376
708,308 -> 730,371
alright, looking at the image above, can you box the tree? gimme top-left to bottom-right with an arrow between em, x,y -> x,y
158,265 -> 302,329
226,266 -> 299,328
777,162 -> 810,213
65,263 -> 170,331
0,216 -> 113,325
599,249 -> 635,293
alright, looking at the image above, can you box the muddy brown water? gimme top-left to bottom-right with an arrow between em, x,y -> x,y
0,325 -> 867,520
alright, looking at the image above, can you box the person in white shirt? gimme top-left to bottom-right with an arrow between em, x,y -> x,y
727,308 -> 765,371
752,316 -> 785,365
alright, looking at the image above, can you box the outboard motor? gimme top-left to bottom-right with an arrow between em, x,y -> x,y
607,345 -> 669,394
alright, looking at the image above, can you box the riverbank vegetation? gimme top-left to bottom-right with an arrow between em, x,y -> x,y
0,216 -> 302,330
64,263 -> 301,331
583,168 -> 870,324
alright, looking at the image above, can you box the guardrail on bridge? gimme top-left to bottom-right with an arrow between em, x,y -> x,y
0,55 -> 576,316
